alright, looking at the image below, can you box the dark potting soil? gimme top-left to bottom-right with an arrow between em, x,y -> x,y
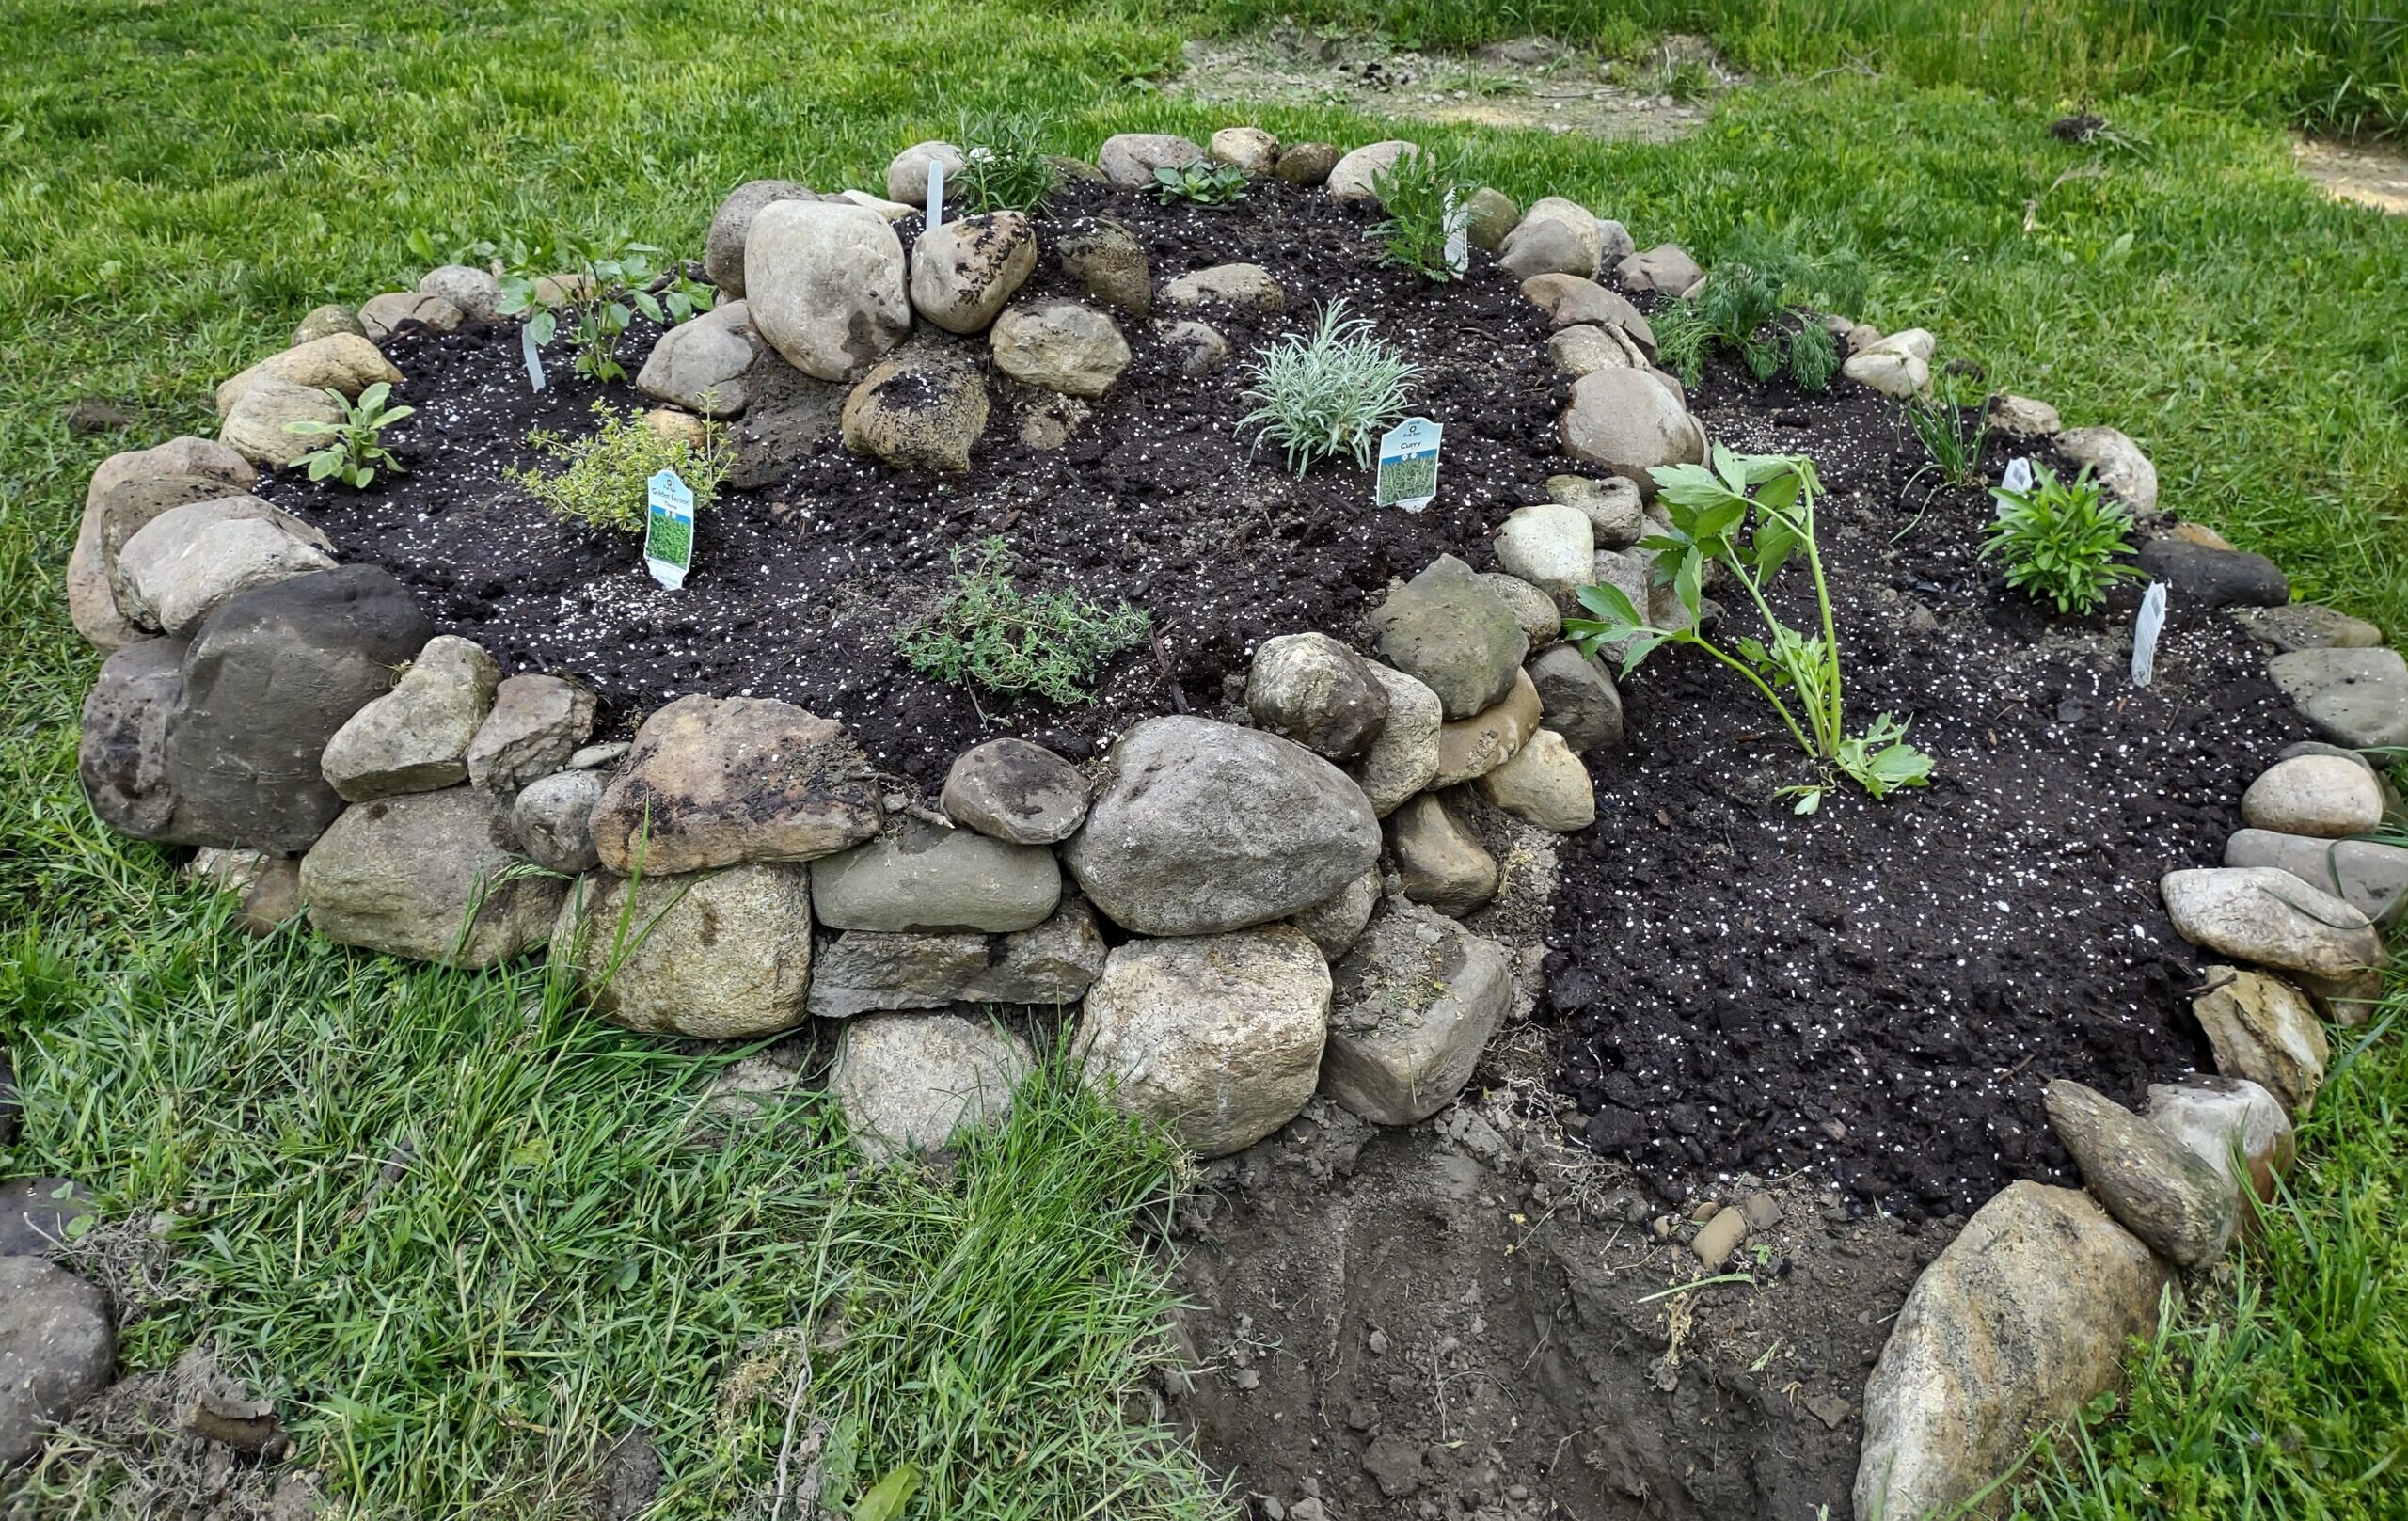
258,175 -> 2309,1223
261,176 -> 1570,782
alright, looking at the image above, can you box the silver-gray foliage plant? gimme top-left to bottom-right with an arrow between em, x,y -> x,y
1236,300 -> 1420,477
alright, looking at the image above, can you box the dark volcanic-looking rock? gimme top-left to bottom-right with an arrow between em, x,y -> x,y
2135,538 -> 2289,609
156,566 -> 433,852
0,1257 -> 115,1466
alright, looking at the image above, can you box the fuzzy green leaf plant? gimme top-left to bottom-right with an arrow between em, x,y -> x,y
285,381 -> 413,488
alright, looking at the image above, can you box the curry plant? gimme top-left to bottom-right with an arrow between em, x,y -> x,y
1564,446 -> 1934,812
285,382 -> 413,487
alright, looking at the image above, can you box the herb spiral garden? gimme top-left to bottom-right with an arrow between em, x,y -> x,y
55,119 -> 2406,1517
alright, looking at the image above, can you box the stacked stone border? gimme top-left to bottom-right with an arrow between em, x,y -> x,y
44,125 -> 2407,1514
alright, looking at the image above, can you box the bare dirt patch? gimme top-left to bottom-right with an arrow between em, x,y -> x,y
2294,136 -> 2408,214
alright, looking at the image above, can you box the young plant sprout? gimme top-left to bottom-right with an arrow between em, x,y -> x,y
496,235 -> 715,384
1151,160 -> 1248,206
1982,462 -> 2144,614
1564,445 -> 1935,813
511,402 -> 728,535
285,382 -> 413,488
1365,150 -> 1477,283
894,537 -> 1151,709
1237,300 -> 1419,476
957,112 -> 1061,215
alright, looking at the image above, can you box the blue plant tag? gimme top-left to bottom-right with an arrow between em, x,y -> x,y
521,322 -> 547,392
1374,417 -> 1443,512
643,468 -> 694,590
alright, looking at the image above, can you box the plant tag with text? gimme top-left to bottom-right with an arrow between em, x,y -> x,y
1374,417 -> 1443,512
643,468 -> 694,590
926,160 -> 944,229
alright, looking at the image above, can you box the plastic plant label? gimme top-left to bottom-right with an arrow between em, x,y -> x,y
2000,455 -> 2034,496
2131,580 -> 2168,687
927,160 -> 944,229
521,323 -> 547,392
1373,417 -> 1443,512
643,468 -> 695,591
1442,189 -> 1469,277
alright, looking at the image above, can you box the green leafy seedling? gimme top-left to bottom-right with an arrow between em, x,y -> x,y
286,381 -> 413,488
1982,463 -> 2144,615
1152,160 -> 1248,206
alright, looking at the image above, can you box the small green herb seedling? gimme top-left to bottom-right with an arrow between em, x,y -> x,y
958,113 -> 1061,215
497,235 -> 715,383
1152,160 -> 1248,206
286,382 -> 413,488
1238,299 -> 1419,476
1564,445 -> 1933,812
1982,463 -> 2143,614
895,537 -> 1151,709
512,403 -> 728,535
1366,150 -> 1478,283
1903,392 -> 1989,490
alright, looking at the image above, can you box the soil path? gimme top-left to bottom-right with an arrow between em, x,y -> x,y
2295,136 -> 2408,214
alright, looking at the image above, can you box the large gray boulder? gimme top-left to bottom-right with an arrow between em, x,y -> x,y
420,263 -> 502,322
467,674 -> 595,792
1073,927 -> 1331,1156
811,818 -> 1061,933
2266,647 -> 2408,750
0,1257 -> 115,1467
1367,555 -> 1528,721
2043,1079 -> 2235,1268
299,788 -> 565,967
2161,866 -> 2384,979
320,635 -> 500,801
635,300 -> 758,418
1497,198 -> 1604,281
829,1013 -> 1033,1164
553,863 -> 815,1038
705,179 -> 816,295
159,566 -> 434,852
883,141 -> 967,208
2241,753 -> 2383,838
2055,426 -> 2158,514
940,738 -> 1089,844
71,465 -> 257,650
744,200 -> 911,381
116,497 -> 336,637
1063,717 -> 1381,936
77,638 -> 186,840
213,332 -> 398,418
1560,368 -> 1703,490
909,213 -> 1038,334
1245,632 -> 1390,760
1323,899 -> 1513,1125
1854,1182 -> 2170,1521
1324,139 -> 1418,203
589,696 -> 880,876
219,377 -> 346,467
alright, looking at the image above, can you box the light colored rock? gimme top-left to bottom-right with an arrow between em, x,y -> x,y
1073,927 -> 1331,1156
1492,501 -> 1594,596
1594,218 -> 1636,262
1548,473 -> 1644,547
830,1014 -> 1034,1163
467,674 -> 594,792
1692,1209 -> 1749,1269
589,695 -> 880,876
941,737 -> 1088,844
1160,319 -> 1232,376
567,741 -> 627,770
2056,426 -> 2159,514
806,895 -> 1106,1017
553,863 -> 813,1038
1853,1182 -> 2170,1521
1287,868 -> 1380,959
2267,647 -> 2408,750
2224,828 -> 2408,928
1431,668 -> 1543,788
1246,631 -> 1391,760
1368,554 -> 1529,721
1988,393 -> 2061,438
1162,262 -> 1285,311
910,212 -> 1038,334
419,263 -> 502,322
2230,603 -> 2386,654
214,333 -> 401,418
218,377 -> 346,467
188,846 -> 302,935
840,353 -> 989,472
884,140 -> 967,208
1098,132 -> 1207,188
744,200 -> 911,381
705,179 -> 815,295
321,635 -> 499,800
1346,662 -> 1442,816
838,189 -> 916,220
1209,127 -> 1279,173
2192,966 -> 2330,1117
636,300 -> 756,418
1613,244 -> 1703,295
1478,573 -> 1560,651
117,498 -> 337,637
1861,327 -> 1935,364
1272,140 -> 1339,186
1842,349 -> 1929,399
1385,793 -> 1498,917
2043,1078 -> 2235,1269
1325,139 -> 1419,203
300,789 -> 565,967
811,818 -> 1061,933
1548,323 -> 1644,379
1477,728 -> 1593,832
1065,716 -> 1381,937
2160,866 -> 2384,979
1560,367 -> 1703,489
1528,643 -> 1623,753
990,298 -> 1131,398
1323,898 -> 1512,1124
2242,754 -> 2383,838
357,291 -> 462,341
2145,1077 -> 2295,1205
1498,198 -> 1604,280
0,1257 -> 115,1468
1054,216 -> 1151,318
510,768 -> 608,873
292,304 -> 365,346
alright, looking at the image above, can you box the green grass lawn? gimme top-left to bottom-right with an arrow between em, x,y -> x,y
1,2 -> 2404,1516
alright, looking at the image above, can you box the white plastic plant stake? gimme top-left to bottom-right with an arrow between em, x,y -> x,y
644,468 -> 695,591
2131,580 -> 2168,687
926,160 -> 944,230
521,323 -> 547,392
1373,417 -> 1443,513
2000,455 -> 2034,496
1442,189 -> 1469,277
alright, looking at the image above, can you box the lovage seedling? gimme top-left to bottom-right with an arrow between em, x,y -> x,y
1564,445 -> 1934,812
285,381 -> 413,488
497,234 -> 715,384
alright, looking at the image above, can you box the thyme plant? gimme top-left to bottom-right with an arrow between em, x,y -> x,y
511,403 -> 728,534
895,537 -> 1151,707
